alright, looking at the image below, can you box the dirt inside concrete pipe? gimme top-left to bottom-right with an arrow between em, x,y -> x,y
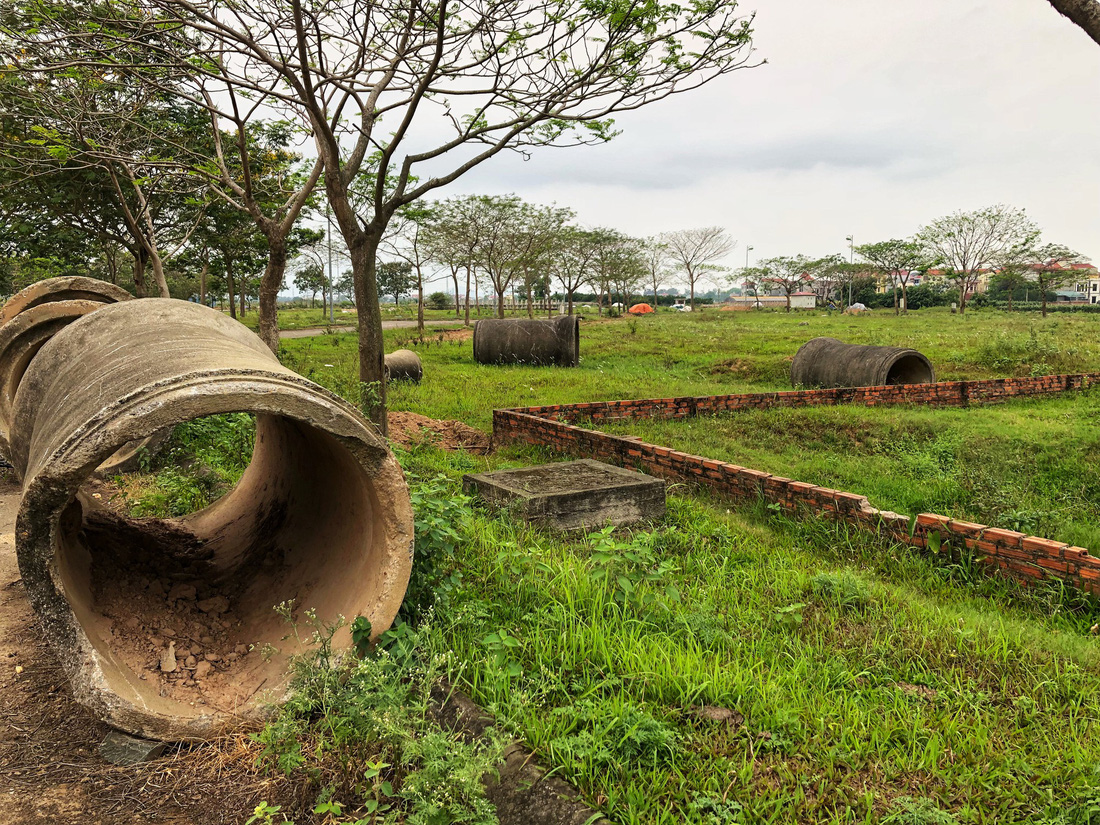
9,298 -> 413,740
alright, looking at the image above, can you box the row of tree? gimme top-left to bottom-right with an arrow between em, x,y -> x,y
741,205 -> 1085,317
0,0 -> 758,429
313,193 -> 738,328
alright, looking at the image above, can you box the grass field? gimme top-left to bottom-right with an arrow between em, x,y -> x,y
120,306 -> 1100,824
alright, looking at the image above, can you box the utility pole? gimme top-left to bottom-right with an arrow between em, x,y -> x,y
845,234 -> 854,306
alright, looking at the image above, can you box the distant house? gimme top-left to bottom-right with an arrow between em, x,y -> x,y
725,292 -> 815,310
1068,263 -> 1100,303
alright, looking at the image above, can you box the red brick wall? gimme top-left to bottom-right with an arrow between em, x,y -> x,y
494,374 -> 1100,593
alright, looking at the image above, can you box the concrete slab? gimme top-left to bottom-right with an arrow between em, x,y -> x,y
462,459 -> 665,531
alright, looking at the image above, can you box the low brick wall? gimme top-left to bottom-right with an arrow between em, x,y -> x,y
494,373 -> 1100,594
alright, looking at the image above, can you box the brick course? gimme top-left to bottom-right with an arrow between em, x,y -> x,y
494,373 -> 1100,595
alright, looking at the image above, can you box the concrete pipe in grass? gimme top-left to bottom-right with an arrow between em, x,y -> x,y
384,349 -> 423,383
8,297 -> 413,741
472,315 -> 579,367
790,337 -> 936,388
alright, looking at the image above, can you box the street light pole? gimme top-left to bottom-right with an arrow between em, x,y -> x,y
845,234 -> 854,307
745,245 -> 753,269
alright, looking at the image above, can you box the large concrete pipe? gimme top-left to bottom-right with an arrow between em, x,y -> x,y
0,278 -> 134,463
790,337 -> 936,388
8,297 -> 413,741
473,315 -> 579,367
384,349 -> 423,383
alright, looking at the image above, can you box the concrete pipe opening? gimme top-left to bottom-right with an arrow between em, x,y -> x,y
884,353 -> 935,385
473,315 -> 580,367
10,299 -> 413,741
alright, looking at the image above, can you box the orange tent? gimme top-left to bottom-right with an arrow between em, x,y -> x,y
628,303 -> 654,315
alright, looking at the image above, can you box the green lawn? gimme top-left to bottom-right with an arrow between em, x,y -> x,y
120,305 -> 1100,824
402,443 -> 1100,825
600,391 -> 1100,550
280,306 -> 1100,431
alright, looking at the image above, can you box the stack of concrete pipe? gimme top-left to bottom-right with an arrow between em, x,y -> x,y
0,279 -> 413,741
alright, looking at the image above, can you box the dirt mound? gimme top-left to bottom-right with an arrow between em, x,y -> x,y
388,412 -> 490,453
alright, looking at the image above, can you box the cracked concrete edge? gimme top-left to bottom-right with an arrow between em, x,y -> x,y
430,682 -> 611,825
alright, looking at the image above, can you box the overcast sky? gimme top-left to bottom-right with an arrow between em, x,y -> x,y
434,0 -> 1100,272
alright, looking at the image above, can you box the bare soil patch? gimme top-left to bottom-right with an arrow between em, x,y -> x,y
388,411 -> 490,453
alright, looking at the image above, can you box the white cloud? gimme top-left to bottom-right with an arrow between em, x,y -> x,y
438,0 -> 1100,265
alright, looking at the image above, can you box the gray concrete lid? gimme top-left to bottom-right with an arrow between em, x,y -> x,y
465,459 -> 661,500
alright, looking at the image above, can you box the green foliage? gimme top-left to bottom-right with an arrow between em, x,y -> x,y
809,572 -> 871,613
882,797 -> 958,825
427,291 -> 451,310
586,525 -> 681,612
253,615 -> 505,825
117,413 -> 254,517
402,475 -> 473,624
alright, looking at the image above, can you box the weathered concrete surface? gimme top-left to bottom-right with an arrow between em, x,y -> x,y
463,458 -> 665,531
0,276 -> 133,327
7,297 -> 414,741
473,315 -> 579,367
384,348 -> 423,382
0,299 -> 108,456
0,279 -> 135,468
790,336 -> 935,388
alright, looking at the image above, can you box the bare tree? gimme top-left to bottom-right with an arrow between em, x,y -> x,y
1046,0 -> 1100,45
661,227 -> 735,311
917,205 -> 1041,314
551,227 -> 597,316
642,237 -> 671,305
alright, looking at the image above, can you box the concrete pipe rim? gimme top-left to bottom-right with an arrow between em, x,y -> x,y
0,276 -> 133,327
16,374 -> 413,741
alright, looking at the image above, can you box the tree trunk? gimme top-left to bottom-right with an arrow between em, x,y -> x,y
149,248 -> 171,298
689,278 -> 696,312
226,258 -> 237,320
893,279 -> 899,315
567,290 -> 574,315
349,231 -> 387,433
1047,0 -> 1100,46
200,258 -> 208,306
526,278 -> 534,318
464,267 -> 472,326
240,284 -> 246,319
1041,281 -> 1049,318
417,271 -> 424,336
257,238 -> 287,353
132,249 -> 147,298
1007,289 -> 1013,312
496,287 -> 505,319
901,283 -> 908,314
452,268 -> 461,318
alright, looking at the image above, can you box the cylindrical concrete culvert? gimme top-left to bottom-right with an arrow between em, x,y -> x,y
790,337 -> 936,389
473,315 -> 580,367
0,278 -> 135,465
8,298 -> 413,741
384,349 -> 423,383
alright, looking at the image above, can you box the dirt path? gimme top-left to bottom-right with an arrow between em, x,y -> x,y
279,318 -> 467,338
0,479 -> 196,825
